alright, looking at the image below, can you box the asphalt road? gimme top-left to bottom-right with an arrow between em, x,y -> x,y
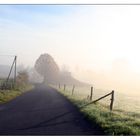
0,85 -> 104,135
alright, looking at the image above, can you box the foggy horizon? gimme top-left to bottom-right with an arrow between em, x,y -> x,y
1,5 -> 140,95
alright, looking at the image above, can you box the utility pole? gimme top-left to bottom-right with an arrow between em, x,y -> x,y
14,56 -> 17,84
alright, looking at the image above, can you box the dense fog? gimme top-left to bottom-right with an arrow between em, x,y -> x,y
1,5 -> 140,95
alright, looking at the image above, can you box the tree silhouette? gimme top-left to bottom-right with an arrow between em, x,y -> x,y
34,53 -> 60,84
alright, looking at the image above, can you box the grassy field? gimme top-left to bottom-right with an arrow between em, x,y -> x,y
54,85 -> 140,135
55,85 -> 140,113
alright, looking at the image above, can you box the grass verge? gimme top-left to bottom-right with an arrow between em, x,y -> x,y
58,89 -> 140,136
0,85 -> 33,104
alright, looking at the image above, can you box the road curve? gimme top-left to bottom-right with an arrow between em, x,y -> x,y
0,84 -> 104,135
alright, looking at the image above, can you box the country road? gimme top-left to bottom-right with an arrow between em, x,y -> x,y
0,85 -> 104,135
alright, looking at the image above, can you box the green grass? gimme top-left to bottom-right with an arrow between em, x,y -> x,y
57,88 -> 140,136
0,85 -> 33,104
54,85 -> 140,113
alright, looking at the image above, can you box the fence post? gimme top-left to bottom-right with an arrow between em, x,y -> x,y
72,85 -> 75,95
87,95 -> 89,100
110,90 -> 114,111
90,86 -> 93,101
64,84 -> 66,91
59,83 -> 60,89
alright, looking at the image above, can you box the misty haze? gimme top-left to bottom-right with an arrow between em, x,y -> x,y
0,5 -> 140,136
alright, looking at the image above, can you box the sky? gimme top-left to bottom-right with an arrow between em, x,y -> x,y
1,5 -> 140,94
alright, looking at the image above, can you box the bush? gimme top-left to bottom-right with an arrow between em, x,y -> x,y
16,71 -> 29,87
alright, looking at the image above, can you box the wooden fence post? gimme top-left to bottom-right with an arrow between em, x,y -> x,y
110,90 -> 114,111
59,83 -> 60,89
90,86 -> 93,101
64,84 -> 66,91
72,85 -> 75,95
87,95 -> 89,100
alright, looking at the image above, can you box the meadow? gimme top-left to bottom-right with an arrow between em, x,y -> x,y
56,85 -> 140,113
54,84 -> 140,135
